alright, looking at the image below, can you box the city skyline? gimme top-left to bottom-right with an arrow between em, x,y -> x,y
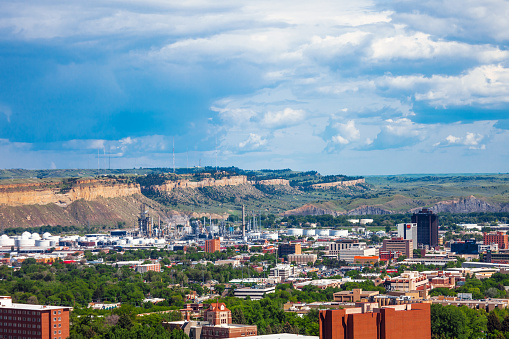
0,0 -> 508,175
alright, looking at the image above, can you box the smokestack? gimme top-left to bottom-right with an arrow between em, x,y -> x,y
242,205 -> 246,238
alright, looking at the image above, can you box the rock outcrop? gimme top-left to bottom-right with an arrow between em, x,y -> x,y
345,205 -> 392,215
411,195 -> 498,214
152,175 -> 248,191
0,179 -> 141,207
283,204 -> 341,217
311,178 -> 365,189
257,179 -> 290,186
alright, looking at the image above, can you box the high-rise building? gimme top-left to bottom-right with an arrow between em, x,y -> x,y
0,296 -> 71,339
205,238 -> 221,253
278,243 -> 301,258
411,209 -> 438,247
397,223 -> 417,246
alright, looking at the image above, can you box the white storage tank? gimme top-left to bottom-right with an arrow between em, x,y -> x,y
35,240 -> 50,247
317,229 -> 329,236
21,231 -> 31,239
15,238 -> 35,247
0,235 -> 14,247
30,233 -> 41,240
287,228 -> 303,236
42,232 -> 52,239
303,229 -> 316,236
330,230 -> 348,237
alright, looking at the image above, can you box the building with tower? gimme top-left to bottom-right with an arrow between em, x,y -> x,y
411,209 -> 438,248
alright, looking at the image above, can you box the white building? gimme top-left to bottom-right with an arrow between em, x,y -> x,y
269,264 -> 296,280
339,244 -> 377,263
397,223 -> 417,246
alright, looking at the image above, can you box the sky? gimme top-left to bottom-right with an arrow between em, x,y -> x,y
0,0 -> 508,175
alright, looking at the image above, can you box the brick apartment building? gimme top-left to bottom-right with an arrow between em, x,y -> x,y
205,239 -> 221,253
135,262 -> 161,273
319,303 -> 431,339
382,238 -> 413,258
0,296 -> 72,339
483,232 -> 508,250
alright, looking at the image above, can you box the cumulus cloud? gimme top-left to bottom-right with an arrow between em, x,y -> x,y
441,132 -> 485,149
331,120 -> 360,145
262,108 -> 305,127
367,118 -> 425,150
239,133 -> 266,149
378,65 -> 509,107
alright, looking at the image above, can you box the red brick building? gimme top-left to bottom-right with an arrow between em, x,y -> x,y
201,303 -> 256,339
319,303 -> 431,339
205,239 -> 221,253
0,296 -> 72,339
483,232 -> 508,250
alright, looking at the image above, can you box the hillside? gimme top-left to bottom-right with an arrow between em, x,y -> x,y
0,169 -> 367,228
1,169 -> 509,229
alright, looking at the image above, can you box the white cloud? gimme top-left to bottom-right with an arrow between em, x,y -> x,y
0,104 -> 12,123
371,32 -> 508,62
262,108 -> 305,127
446,135 -> 460,144
332,135 -> 349,144
239,133 -> 266,149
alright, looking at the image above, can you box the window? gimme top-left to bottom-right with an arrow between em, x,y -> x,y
53,312 -> 56,315
53,325 -> 56,328
58,324 -> 61,328
53,318 -> 56,321
58,311 -> 61,315
54,331 -> 56,335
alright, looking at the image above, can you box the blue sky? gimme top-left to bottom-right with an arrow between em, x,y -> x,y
0,0 -> 508,175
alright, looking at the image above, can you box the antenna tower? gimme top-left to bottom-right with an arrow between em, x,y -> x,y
172,137 -> 175,173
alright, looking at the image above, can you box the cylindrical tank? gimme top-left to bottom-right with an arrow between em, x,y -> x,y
0,236 -> 14,247
15,239 -> 35,247
287,228 -> 303,236
317,229 -> 329,236
303,229 -> 316,236
35,240 -> 50,247
30,233 -> 41,240
330,230 -> 348,237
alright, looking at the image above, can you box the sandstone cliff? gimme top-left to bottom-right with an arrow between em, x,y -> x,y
311,178 -> 365,189
0,179 -> 141,207
257,179 -> 290,186
152,175 -> 248,192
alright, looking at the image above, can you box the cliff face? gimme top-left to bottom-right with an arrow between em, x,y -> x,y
411,195 -> 506,214
283,204 -> 341,217
152,175 -> 248,192
0,179 -> 141,207
311,178 -> 365,189
345,205 -> 392,215
257,179 -> 290,186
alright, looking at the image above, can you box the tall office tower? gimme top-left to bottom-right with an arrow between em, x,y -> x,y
411,209 -> 439,247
